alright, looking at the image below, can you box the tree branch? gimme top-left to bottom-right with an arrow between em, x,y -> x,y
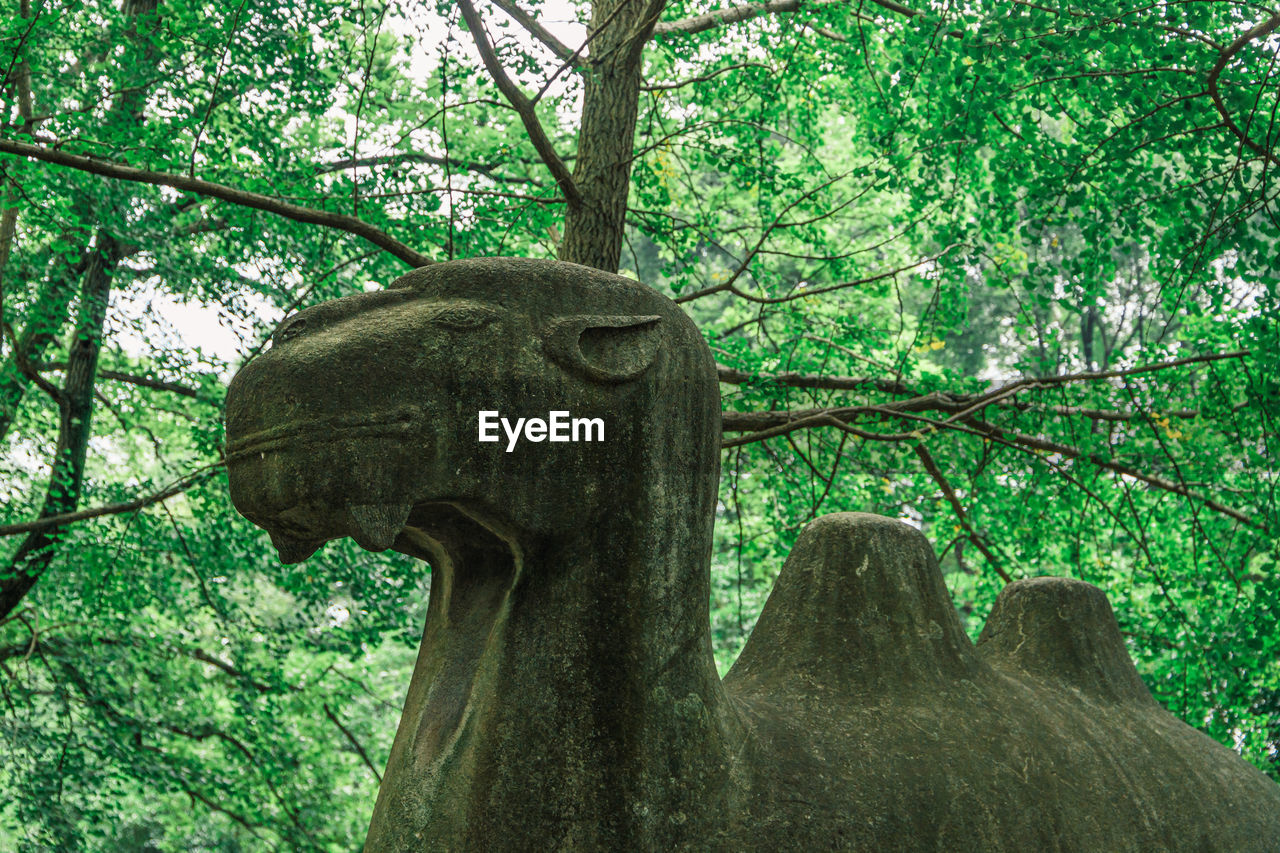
0,0 -> 37,357
717,362 -> 909,394
456,0 -> 582,207
676,245 -> 962,304
488,0 -> 579,63
0,465 -> 220,538
717,350 -> 1261,530
717,349 -> 1249,417
183,786 -> 267,837
1207,12 -> 1280,168
717,362 -> 1200,422
314,151 -> 543,185
7,320 -> 65,404
323,702 -> 382,784
721,403 -> 1262,531
914,443 -> 1012,583
642,61 -> 770,91
7,351 -> 1247,537
40,362 -> 206,398
188,648 -> 278,693
653,0 -> 861,37
0,139 -> 435,267
935,349 -> 1251,408
963,419 -> 1263,531
722,409 -> 915,446
51,650 -> 318,842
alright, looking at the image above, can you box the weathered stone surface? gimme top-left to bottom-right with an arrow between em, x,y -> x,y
224,257 -> 1280,851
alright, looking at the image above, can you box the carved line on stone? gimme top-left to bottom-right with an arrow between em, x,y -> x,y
225,405 -> 425,458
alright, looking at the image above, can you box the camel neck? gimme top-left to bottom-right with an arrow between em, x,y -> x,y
365,500 -> 735,851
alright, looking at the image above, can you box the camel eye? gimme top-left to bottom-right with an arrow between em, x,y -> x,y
433,305 -> 498,330
277,317 -> 308,342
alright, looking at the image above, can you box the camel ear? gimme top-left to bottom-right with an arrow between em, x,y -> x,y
544,315 -> 663,383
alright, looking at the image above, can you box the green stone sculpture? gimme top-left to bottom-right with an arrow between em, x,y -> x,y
224,258 -> 1280,851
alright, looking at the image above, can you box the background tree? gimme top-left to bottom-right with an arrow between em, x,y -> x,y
2,0 -> 1278,847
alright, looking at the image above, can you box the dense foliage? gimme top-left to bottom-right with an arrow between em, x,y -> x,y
2,0 -> 1278,847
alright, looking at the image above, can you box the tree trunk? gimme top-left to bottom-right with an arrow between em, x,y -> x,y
0,245 -> 89,442
0,0 -> 36,355
0,0 -> 158,440
558,0 -> 666,273
0,233 -> 119,619
0,0 -> 160,617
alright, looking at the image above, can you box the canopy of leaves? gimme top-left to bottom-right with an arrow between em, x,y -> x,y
2,0 -> 1278,847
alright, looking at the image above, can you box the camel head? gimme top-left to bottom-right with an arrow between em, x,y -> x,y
224,257 -> 721,567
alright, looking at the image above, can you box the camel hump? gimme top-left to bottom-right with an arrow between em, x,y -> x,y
976,577 -> 1156,706
726,513 -> 977,697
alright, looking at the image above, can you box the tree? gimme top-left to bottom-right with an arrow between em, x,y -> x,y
2,0 -> 1278,846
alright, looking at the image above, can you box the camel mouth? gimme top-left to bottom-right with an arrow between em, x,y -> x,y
247,499 -> 423,564
396,501 -> 522,570
249,497 -> 521,571
224,404 -> 426,462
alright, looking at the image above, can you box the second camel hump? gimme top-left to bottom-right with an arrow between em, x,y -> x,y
725,512 -> 979,699
976,576 -> 1157,706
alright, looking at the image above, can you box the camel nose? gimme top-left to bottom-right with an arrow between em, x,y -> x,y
223,316 -> 432,550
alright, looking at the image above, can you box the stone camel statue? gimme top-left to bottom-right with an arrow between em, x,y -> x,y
223,258 -> 1280,851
